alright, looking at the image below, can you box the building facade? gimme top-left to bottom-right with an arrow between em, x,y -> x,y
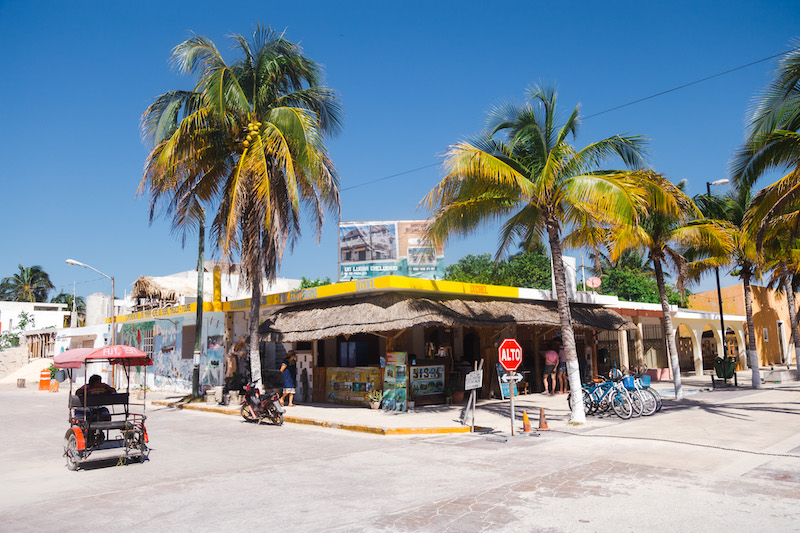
689,284 -> 799,366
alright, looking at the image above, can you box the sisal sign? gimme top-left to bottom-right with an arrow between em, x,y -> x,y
498,338 -> 522,372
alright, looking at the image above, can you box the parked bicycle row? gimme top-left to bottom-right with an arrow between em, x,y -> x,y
567,366 -> 663,420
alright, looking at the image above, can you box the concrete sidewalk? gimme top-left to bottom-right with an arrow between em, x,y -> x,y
146,371 -> 790,436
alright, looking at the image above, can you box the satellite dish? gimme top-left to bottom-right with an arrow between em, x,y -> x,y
586,276 -> 601,289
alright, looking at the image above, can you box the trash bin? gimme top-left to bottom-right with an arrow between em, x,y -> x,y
714,356 -> 737,379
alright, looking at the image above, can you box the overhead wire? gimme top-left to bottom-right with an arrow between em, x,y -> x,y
51,276 -> 108,294
343,47 -> 797,192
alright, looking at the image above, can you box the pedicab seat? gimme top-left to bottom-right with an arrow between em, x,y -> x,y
89,420 -> 135,431
70,393 -> 129,408
70,393 -> 130,425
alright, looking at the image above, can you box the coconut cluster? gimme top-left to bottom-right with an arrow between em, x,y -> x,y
242,120 -> 262,148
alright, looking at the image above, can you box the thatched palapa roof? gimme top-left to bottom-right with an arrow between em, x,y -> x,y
132,276 -> 212,302
259,292 -> 634,342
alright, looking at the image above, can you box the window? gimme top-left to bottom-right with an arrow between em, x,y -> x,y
182,325 -> 196,359
339,341 -> 368,367
763,328 -> 769,342
141,328 -> 154,357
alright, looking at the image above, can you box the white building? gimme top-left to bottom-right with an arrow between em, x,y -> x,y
0,301 -> 68,335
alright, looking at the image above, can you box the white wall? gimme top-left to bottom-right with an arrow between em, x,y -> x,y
0,301 -> 68,334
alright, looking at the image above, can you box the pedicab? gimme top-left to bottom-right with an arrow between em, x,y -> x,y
53,345 -> 152,470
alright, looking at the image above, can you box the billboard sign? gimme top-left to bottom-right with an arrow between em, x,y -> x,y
338,220 -> 444,281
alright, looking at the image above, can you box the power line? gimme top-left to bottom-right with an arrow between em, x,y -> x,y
583,49 -> 794,119
344,48 -> 796,192
340,162 -> 441,192
51,276 -> 107,293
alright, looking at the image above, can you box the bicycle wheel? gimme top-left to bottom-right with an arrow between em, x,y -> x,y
629,390 -> 644,418
611,390 -> 633,419
647,387 -> 663,412
586,389 -> 600,415
642,388 -> 661,416
568,389 -> 592,416
638,388 -> 658,416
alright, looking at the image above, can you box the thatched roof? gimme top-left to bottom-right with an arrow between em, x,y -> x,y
259,291 -> 634,342
132,276 -> 211,302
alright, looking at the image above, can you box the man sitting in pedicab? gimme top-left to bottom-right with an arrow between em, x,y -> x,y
76,374 -> 116,396
75,374 -> 116,422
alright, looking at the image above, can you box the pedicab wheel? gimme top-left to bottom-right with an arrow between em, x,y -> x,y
240,404 -> 257,422
65,434 -> 80,471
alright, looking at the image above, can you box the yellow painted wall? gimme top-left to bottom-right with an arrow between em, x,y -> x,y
688,284 -> 797,366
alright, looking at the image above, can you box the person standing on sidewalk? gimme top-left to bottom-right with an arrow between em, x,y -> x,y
556,343 -> 568,394
279,351 -> 298,407
542,345 -> 559,394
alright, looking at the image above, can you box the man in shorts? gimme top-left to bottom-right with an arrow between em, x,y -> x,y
542,344 -> 559,394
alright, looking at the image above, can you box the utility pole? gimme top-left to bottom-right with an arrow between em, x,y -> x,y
71,281 -> 76,328
707,179 -> 730,361
192,210 -> 205,398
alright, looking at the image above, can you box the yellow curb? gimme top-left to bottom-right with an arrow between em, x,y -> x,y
151,400 -> 471,435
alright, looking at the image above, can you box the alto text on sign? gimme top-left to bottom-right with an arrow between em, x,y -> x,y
498,338 -> 522,372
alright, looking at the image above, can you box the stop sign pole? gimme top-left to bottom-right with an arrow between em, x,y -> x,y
499,339 -> 522,436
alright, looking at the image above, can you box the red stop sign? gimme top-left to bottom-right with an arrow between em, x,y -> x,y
498,338 -> 522,371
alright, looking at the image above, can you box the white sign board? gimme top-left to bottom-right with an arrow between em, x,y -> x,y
464,370 -> 483,390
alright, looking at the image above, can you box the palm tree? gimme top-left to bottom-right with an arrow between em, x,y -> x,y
694,189 -> 762,387
752,206 -> 800,375
51,292 -> 87,326
139,26 -> 341,385
732,46 -> 800,244
421,84 -> 648,423
0,265 -> 54,302
609,172 -> 732,399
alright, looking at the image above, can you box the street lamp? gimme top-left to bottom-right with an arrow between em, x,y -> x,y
66,259 -> 115,346
706,179 -> 730,362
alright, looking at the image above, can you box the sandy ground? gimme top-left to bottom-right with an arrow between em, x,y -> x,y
0,357 -> 53,385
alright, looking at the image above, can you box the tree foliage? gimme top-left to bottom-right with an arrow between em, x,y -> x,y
139,25 -> 341,385
445,249 -> 551,289
299,276 -> 333,289
0,311 -> 35,349
51,292 -> 87,326
598,267 -> 682,305
422,84 -> 648,423
0,265 -> 54,302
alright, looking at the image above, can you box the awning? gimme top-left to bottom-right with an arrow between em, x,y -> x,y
258,291 -> 634,342
54,345 -> 153,369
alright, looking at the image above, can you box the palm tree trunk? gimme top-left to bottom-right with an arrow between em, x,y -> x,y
782,273 -> 800,377
742,270 -> 761,387
653,257 -> 683,399
248,273 -> 263,386
547,221 -> 585,423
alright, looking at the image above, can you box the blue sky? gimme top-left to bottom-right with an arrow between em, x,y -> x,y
2,1 -> 799,301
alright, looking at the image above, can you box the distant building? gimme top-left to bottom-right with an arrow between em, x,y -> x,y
129,260 -> 299,312
0,301 -> 68,335
689,283 -> 798,367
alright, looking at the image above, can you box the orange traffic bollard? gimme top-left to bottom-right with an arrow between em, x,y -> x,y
538,407 -> 550,431
522,411 -> 533,433
38,369 -> 50,391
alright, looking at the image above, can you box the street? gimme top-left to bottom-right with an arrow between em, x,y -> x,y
2,383 -> 800,532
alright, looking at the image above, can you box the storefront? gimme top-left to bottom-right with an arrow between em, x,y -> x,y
256,276 -> 635,407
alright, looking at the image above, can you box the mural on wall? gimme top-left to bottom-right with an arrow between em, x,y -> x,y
152,317 -> 191,392
122,321 -> 154,390
122,321 -> 154,351
201,314 -> 225,387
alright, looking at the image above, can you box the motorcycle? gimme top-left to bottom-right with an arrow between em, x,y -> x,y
240,381 -> 285,426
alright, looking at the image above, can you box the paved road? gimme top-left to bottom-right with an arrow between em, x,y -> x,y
2,383 -> 800,532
